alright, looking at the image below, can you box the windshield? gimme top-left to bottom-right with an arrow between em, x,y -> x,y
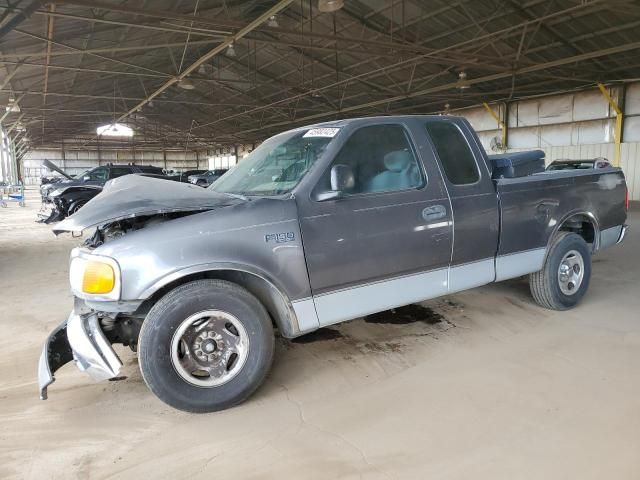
210,128 -> 338,196
75,169 -> 91,179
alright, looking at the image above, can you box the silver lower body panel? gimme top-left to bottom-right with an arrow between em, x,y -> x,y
38,311 -> 122,400
599,224 -> 628,250
617,224 -> 628,244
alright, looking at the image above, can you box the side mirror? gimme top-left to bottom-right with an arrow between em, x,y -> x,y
316,164 -> 354,201
83,175 -> 90,181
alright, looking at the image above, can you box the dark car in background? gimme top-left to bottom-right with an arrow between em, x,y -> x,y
187,168 -> 228,187
41,175 -> 68,185
546,157 -> 611,171
38,162 -> 166,223
40,161 -> 164,203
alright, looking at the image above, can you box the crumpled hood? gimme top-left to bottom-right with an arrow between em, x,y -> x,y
43,159 -> 74,180
53,174 -> 241,234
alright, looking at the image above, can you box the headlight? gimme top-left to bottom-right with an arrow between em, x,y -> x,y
69,249 -> 121,300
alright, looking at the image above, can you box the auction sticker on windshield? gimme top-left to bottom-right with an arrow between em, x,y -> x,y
303,128 -> 340,138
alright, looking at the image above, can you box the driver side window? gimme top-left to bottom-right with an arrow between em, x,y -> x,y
319,124 -> 424,195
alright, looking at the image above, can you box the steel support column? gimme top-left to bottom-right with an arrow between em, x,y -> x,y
483,102 -> 507,150
597,82 -> 623,167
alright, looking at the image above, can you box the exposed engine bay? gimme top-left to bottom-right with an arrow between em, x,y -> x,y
79,212 -> 201,351
82,212 -> 194,248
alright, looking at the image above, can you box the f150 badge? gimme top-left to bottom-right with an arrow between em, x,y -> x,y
265,232 -> 295,243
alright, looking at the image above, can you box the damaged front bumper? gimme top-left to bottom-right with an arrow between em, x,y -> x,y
38,310 -> 123,400
36,206 -> 64,224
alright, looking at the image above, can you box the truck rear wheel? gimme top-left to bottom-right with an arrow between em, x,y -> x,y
138,279 -> 274,413
529,232 -> 591,310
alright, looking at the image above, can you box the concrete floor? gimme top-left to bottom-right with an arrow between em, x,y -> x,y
1,190 -> 639,480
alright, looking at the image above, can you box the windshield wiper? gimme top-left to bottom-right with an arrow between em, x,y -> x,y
220,192 -> 250,201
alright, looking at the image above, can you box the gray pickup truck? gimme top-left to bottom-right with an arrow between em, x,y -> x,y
39,116 -> 628,413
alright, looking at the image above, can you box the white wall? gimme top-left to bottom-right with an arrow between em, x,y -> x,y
207,143 -> 256,169
21,148 -> 208,185
456,82 -> 640,200
208,154 -> 237,170
20,83 -> 640,199
21,142 -> 261,185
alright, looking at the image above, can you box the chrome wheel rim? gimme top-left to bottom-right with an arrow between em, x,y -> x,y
557,250 -> 584,296
68,203 -> 84,215
170,310 -> 249,387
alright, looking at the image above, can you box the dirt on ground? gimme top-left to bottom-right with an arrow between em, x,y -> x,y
1,190 -> 639,479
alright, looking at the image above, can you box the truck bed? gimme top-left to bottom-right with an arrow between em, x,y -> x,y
495,167 -> 627,257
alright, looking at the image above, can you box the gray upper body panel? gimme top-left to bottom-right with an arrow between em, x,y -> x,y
92,196 -> 312,302
295,117 -> 454,295
422,117 -> 500,266
53,116 -> 627,319
496,167 -> 627,255
53,175 -> 243,234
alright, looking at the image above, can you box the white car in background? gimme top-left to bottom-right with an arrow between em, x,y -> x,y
546,157 -> 612,171
188,169 -> 229,187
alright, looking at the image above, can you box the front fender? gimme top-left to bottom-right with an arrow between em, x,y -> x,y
139,262 -> 290,301
94,199 -> 312,303
137,262 -> 319,338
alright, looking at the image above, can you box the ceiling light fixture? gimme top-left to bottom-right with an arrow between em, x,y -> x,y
177,78 -> 196,90
456,71 -> 470,90
268,15 -> 279,27
318,0 -> 344,12
96,123 -> 134,137
5,94 -> 20,113
226,43 -> 237,57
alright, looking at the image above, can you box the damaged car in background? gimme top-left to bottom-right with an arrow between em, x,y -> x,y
38,160 -> 168,223
39,116 -> 628,413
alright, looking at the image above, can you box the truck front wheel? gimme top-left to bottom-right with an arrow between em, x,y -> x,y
529,232 -> 592,310
138,279 -> 274,413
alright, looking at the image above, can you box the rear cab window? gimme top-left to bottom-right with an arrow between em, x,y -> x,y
109,167 -> 134,178
425,122 -> 480,185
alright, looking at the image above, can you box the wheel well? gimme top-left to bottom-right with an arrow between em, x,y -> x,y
558,214 -> 597,248
134,269 -> 299,337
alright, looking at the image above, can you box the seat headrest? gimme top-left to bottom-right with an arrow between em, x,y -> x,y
383,150 -> 412,172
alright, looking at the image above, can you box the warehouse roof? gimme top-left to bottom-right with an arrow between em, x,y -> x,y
1,0 -> 639,153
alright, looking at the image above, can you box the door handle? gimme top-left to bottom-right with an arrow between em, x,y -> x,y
422,204 -> 447,221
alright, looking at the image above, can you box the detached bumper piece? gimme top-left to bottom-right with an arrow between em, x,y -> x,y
36,207 -> 63,224
617,224 -> 628,244
38,311 -> 123,400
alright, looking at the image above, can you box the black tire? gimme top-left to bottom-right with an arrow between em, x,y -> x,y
196,180 -> 207,187
138,279 -> 274,413
529,232 -> 591,310
68,201 -> 85,216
